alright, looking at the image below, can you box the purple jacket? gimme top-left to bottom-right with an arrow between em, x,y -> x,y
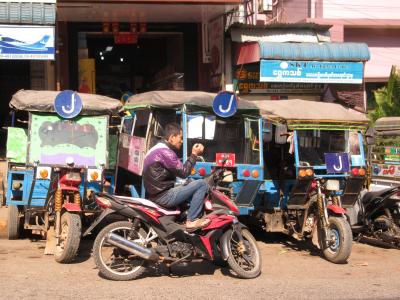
143,141 -> 197,200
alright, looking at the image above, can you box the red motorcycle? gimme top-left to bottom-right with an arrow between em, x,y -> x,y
87,168 -> 262,280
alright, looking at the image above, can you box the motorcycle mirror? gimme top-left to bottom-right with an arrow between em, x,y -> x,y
365,127 -> 376,145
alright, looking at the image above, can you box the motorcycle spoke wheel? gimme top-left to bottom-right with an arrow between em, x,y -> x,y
226,229 -> 262,279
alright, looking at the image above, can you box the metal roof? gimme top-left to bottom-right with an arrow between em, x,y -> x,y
259,42 -> 370,62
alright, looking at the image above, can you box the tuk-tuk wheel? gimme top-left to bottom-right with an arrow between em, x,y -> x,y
54,212 -> 82,263
7,205 -> 20,240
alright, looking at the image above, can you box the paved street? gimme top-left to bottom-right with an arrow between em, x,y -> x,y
0,232 -> 399,300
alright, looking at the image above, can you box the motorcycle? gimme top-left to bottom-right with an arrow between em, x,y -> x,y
86,168 -> 262,281
350,186 -> 400,248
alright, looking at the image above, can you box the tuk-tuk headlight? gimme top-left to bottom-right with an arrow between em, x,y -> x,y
88,168 -> 102,182
305,169 -> 314,177
36,166 -> 51,180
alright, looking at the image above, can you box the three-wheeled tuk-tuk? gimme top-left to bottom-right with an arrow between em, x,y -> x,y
114,90 -> 264,203
369,117 -> 400,190
5,89 -> 121,263
249,99 -> 369,263
347,116 -> 400,248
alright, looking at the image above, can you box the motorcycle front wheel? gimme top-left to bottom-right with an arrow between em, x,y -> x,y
322,216 -> 353,264
224,228 -> 262,279
93,221 -> 149,281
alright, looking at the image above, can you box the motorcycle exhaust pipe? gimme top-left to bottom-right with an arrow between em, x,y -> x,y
105,232 -> 159,262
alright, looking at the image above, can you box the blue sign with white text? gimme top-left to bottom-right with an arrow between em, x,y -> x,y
212,92 -> 238,118
325,153 -> 350,174
54,90 -> 83,119
260,60 -> 363,84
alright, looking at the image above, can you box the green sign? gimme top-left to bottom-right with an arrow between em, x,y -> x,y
6,127 -> 28,163
29,114 -> 108,167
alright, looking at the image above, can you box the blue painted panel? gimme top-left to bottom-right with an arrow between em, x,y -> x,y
7,169 -> 34,206
238,206 -> 254,216
236,165 -> 263,180
262,180 -> 280,209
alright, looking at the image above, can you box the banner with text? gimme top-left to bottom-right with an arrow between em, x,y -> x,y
260,60 -> 363,84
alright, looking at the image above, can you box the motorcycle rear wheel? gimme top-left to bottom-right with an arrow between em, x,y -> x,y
225,228 -> 262,279
322,216 -> 352,264
93,221 -> 148,281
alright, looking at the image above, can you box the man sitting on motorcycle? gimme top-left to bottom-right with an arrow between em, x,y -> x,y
143,123 -> 211,230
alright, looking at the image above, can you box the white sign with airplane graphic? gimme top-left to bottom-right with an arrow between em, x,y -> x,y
0,25 -> 55,60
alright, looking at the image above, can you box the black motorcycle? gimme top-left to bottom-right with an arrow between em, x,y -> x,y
349,186 -> 400,248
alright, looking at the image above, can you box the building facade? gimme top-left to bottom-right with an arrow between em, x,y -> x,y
270,0 -> 400,108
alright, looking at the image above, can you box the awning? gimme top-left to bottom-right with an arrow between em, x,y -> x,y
234,42 -> 370,65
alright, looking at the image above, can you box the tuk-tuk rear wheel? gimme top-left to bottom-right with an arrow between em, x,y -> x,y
54,212 -> 82,263
7,205 -> 20,240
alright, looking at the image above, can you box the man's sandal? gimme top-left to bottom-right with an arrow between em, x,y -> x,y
185,218 -> 211,231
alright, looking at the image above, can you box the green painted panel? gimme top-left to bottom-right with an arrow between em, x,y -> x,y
6,127 -> 28,163
108,134 -> 118,170
29,114 -> 108,167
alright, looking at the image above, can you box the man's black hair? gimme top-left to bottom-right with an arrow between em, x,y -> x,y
164,123 -> 182,140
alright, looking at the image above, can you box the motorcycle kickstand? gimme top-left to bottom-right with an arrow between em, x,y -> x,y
166,253 -> 191,277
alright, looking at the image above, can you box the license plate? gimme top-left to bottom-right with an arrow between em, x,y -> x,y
66,172 -> 81,181
216,153 -> 235,167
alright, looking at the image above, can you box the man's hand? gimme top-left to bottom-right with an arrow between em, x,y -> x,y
192,143 -> 204,156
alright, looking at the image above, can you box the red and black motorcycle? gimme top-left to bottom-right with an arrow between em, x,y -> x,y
86,168 -> 262,280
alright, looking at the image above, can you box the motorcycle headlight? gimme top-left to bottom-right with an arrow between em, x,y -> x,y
87,168 -> 103,182
36,166 -> 51,180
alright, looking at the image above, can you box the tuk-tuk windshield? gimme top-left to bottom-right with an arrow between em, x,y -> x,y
186,114 -> 260,164
297,129 -> 360,166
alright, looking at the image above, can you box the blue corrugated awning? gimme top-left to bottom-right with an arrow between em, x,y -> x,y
259,42 -> 370,62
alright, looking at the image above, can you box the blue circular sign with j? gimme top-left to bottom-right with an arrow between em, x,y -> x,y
54,90 -> 83,119
212,91 -> 238,118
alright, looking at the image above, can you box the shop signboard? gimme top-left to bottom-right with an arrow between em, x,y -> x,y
234,63 -> 324,94
384,147 -> 400,163
0,25 -> 55,60
260,60 -> 363,84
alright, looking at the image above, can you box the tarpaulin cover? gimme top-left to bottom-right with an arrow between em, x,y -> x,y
250,99 -> 368,123
10,89 -> 122,115
124,90 -> 258,110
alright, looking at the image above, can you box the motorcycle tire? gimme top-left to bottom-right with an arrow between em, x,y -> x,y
54,212 -> 82,263
225,228 -> 262,279
322,216 -> 352,264
93,221 -> 147,281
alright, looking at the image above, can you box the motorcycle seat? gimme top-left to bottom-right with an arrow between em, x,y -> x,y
114,195 -> 181,216
361,187 -> 398,205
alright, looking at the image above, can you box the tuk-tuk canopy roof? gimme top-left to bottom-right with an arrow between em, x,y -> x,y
375,117 -> 400,131
10,90 -> 122,115
124,90 -> 258,111
251,99 -> 368,128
